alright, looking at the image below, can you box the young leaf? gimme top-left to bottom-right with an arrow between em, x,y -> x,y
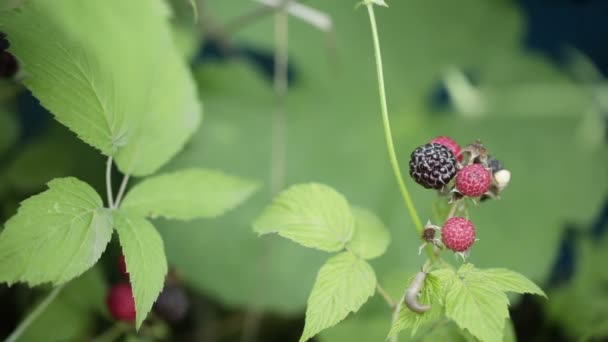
114,212 -> 168,329
445,264 -> 509,341
300,251 -> 376,341
346,207 -> 390,259
121,169 -> 259,220
0,0 -> 201,176
386,272 -> 443,339
474,268 -> 546,297
0,178 -> 112,286
253,183 -> 355,252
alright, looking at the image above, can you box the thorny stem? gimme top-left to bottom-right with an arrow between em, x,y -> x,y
5,285 -> 64,342
364,4 -> 435,262
106,157 -> 114,208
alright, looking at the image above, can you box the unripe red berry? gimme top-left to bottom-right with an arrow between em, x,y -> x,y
106,283 -> 136,323
456,164 -> 492,197
430,136 -> 462,162
441,217 -> 476,252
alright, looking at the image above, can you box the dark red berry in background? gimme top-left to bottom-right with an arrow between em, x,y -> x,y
107,283 -> 136,323
409,143 -> 457,189
430,136 -> 462,162
441,217 -> 476,252
118,253 -> 128,277
154,284 -> 189,322
455,164 -> 492,197
0,51 -> 18,79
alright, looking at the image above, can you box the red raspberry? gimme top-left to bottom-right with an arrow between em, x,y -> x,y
456,164 -> 492,197
118,253 -> 128,277
106,283 -> 136,323
431,136 -> 462,162
441,217 -> 476,252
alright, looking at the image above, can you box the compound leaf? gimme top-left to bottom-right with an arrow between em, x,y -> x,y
346,207 -> 390,260
0,0 -> 201,176
121,168 -> 260,220
0,177 -> 112,285
300,251 -> 376,341
253,183 -> 354,252
114,212 -> 168,329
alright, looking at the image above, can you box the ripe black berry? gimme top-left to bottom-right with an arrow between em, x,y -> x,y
154,284 -> 189,322
409,143 -> 457,189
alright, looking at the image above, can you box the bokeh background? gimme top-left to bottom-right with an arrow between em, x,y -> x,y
0,0 -> 607,341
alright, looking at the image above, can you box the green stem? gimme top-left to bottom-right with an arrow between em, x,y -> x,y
113,174 -> 131,209
376,283 -> 396,308
364,4 -> 434,261
6,285 -> 64,342
105,156 -> 114,208
90,322 -> 129,342
390,289 -> 406,342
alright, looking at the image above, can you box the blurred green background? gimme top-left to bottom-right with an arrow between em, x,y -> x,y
0,0 -> 607,341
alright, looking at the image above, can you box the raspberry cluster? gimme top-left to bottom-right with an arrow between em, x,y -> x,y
410,136 -> 511,256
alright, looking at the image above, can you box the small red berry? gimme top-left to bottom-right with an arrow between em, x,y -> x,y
118,253 -> 128,277
106,283 -> 136,323
441,217 -> 476,252
456,164 -> 492,197
431,136 -> 462,161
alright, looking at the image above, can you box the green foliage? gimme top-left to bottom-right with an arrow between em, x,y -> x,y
347,207 -> 390,259
0,178 -> 112,285
0,0 -> 201,176
441,264 -> 544,342
254,183 -> 355,252
388,264 -> 545,341
121,168 -> 259,220
113,212 -> 168,329
0,111 -> 18,156
387,272 -> 443,338
20,268 -> 106,342
546,236 -> 608,340
300,251 -> 377,342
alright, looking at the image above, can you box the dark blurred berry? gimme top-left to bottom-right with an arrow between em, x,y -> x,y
487,155 -> 504,174
0,32 -> 9,51
154,284 -> 189,323
0,51 -> 18,78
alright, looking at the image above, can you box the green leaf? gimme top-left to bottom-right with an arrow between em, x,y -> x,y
473,268 -> 546,298
0,0 -> 201,176
442,264 -> 509,342
114,212 -> 168,329
121,168 -> 259,220
346,207 -> 390,259
0,177 -> 112,285
387,272 -> 443,339
253,183 -> 355,252
300,251 -> 376,342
